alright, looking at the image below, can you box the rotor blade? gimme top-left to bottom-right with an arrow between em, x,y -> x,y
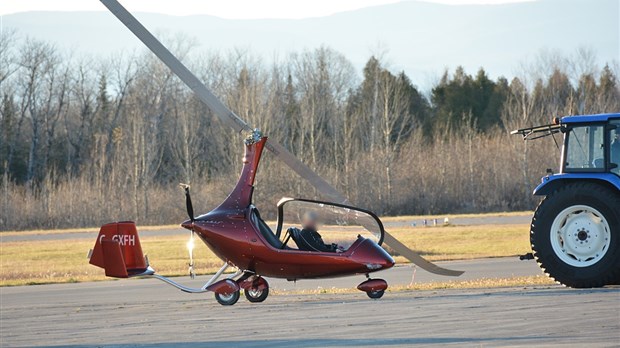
99,0 -> 463,277
99,0 -> 250,134
263,140 -> 346,203
383,233 -> 464,277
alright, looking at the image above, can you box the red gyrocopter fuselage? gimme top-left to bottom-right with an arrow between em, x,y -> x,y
182,134 -> 394,279
90,131 -> 394,305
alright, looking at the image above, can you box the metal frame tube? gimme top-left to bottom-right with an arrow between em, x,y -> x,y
151,274 -> 210,294
201,263 -> 230,290
146,263 -> 233,294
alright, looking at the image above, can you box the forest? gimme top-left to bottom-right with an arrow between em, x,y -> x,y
1,29 -> 619,230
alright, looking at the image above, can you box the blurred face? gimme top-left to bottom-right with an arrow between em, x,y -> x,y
302,212 -> 317,230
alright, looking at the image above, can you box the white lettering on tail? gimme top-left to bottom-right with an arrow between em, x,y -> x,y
99,234 -> 136,246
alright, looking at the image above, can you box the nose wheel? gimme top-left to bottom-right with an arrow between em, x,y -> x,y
357,277 -> 388,300
366,289 -> 385,299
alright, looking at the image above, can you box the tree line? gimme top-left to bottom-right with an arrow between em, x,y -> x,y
1,30 -> 619,230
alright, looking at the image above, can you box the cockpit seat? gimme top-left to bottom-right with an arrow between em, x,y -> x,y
251,208 -> 282,249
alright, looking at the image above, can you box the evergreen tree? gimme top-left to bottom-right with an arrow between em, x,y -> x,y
431,66 -> 508,132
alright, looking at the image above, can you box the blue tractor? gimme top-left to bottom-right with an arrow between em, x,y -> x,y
513,113 -> 620,288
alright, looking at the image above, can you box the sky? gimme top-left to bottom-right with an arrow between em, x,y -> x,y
0,0 -> 534,18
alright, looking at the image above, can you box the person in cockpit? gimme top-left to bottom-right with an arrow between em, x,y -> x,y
295,211 -> 340,252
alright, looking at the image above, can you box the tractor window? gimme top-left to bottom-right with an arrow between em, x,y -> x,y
565,125 -> 605,171
611,120 -> 620,175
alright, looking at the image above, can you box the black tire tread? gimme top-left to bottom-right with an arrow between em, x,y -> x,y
244,287 -> 269,303
366,290 -> 385,299
214,290 -> 240,306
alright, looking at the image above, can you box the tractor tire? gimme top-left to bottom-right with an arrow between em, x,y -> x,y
531,182 -> 620,288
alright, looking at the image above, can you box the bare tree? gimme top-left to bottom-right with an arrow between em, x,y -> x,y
17,39 -> 60,183
1,37 -> 618,230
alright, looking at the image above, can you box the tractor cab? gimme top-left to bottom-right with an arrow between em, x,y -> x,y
511,114 -> 620,195
561,117 -> 620,175
274,198 -> 385,252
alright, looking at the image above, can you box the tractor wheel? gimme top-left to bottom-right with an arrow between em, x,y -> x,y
214,290 -> 240,306
244,286 -> 269,303
531,182 -> 620,288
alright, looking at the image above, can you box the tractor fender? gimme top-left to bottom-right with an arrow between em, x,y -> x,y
534,173 -> 620,196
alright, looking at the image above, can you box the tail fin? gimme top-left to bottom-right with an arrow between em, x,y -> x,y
89,222 -> 150,278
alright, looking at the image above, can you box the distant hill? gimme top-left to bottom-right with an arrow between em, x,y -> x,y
3,0 -> 618,89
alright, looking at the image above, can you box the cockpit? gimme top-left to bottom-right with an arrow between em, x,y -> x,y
249,198 -> 385,252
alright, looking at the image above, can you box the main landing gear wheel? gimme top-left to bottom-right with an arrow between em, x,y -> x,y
238,276 -> 269,303
214,290 -> 240,306
244,286 -> 269,303
366,290 -> 385,299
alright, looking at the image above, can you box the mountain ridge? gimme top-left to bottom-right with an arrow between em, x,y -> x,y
3,0 -> 618,89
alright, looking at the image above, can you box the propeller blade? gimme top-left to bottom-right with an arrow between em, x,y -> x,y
99,0 -> 463,277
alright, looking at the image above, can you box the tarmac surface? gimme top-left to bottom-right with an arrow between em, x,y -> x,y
2,257 -> 619,347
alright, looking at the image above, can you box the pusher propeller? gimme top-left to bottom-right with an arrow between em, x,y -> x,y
180,183 -> 195,223
180,183 -> 196,279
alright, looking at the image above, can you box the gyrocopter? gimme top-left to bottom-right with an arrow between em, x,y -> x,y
89,0 -> 463,305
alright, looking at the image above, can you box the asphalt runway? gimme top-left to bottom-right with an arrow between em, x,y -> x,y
2,258 -> 619,347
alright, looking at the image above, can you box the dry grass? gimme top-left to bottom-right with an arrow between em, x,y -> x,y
0,235 -> 225,286
0,224 -> 181,236
388,275 -> 555,291
0,211 -> 533,236
270,275 -> 555,296
0,222 -> 532,287
388,224 -> 530,262
381,211 -> 532,222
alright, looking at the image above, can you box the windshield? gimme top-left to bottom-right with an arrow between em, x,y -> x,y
611,121 -> 620,175
564,124 -> 605,171
276,199 -> 384,249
